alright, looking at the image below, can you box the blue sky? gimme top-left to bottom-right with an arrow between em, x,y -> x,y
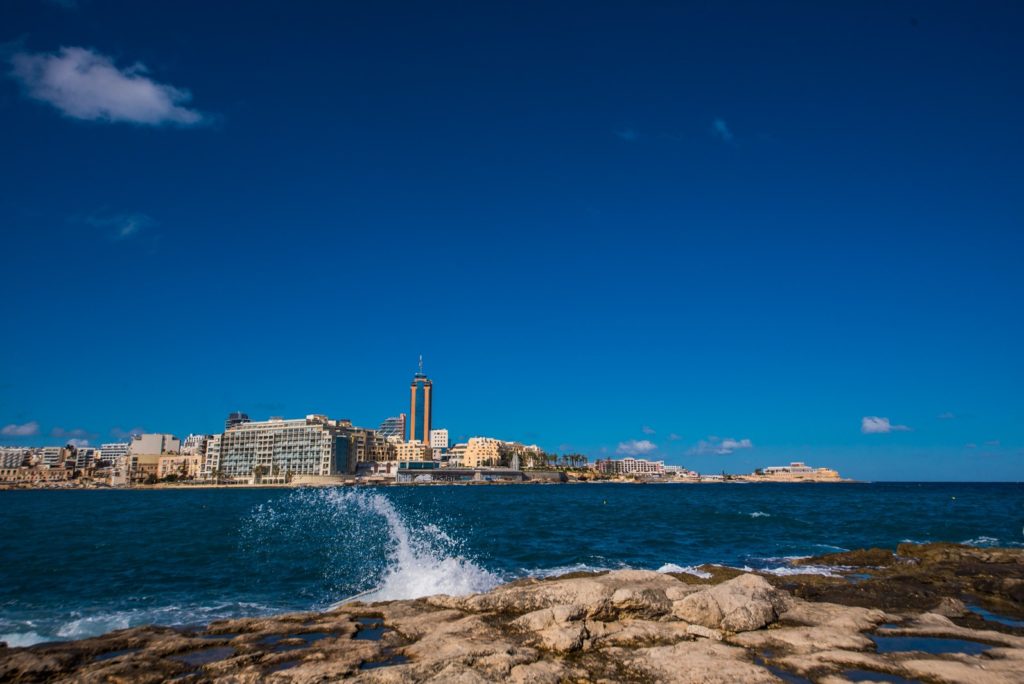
1,1 -> 1021,480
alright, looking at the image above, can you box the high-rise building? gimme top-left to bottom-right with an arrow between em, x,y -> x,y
225,412 -> 251,431
408,356 -> 432,443
378,414 -> 407,440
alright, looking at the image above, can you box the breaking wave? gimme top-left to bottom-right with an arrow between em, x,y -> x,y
245,488 -> 500,606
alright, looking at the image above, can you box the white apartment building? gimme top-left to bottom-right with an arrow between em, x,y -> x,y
201,433 -> 222,480
217,415 -> 354,483
74,447 -> 97,470
40,447 -> 64,467
429,428 -> 449,459
181,434 -> 209,455
0,448 -> 29,468
99,442 -> 130,467
597,457 -> 665,476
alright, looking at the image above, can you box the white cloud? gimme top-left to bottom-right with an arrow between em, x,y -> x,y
67,438 -> 90,448
10,47 -> 205,126
616,439 -> 657,456
111,426 -> 144,439
87,212 -> 156,240
689,436 -> 753,455
937,412 -> 956,420
668,433 -> 682,441
861,416 -> 911,434
965,443 -> 977,449
711,118 -> 734,144
51,426 -> 91,439
641,425 -> 656,435
984,440 -> 1001,447
1,421 -> 39,437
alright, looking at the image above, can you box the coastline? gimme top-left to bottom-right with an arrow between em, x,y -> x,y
0,476 -> 860,492
3,543 -> 1022,683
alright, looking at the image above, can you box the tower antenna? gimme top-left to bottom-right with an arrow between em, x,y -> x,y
418,354 -> 423,374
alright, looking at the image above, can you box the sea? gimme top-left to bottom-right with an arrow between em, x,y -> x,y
1,482 -> 1022,647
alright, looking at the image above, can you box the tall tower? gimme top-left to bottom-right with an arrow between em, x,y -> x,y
408,355 -> 433,443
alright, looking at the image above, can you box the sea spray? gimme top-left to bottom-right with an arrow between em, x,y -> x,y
242,488 -> 500,605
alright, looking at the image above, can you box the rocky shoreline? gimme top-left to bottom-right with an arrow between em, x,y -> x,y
2,543 -> 1023,683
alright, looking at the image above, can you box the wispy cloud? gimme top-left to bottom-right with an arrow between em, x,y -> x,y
67,438 -> 90,448
937,411 -> 956,420
616,439 -> 657,456
711,118 -> 734,144
668,433 -> 682,441
9,47 -> 206,126
615,128 -> 639,142
51,423 -> 94,440
1,421 -> 39,437
861,416 -> 912,434
984,439 -> 1001,447
688,436 -> 753,455
110,426 -> 144,440
641,425 -> 656,435
87,212 -> 156,240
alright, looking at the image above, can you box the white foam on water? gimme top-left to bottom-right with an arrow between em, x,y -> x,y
524,563 -> 620,579
749,511 -> 771,518
657,563 -> 712,579
757,564 -> 849,577
290,488 -> 500,604
962,536 -> 1000,547
0,632 -> 52,648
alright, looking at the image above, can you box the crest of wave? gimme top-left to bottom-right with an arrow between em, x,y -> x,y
243,488 -> 500,605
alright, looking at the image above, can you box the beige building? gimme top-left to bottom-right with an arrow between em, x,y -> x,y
129,433 -> 181,456
394,440 -> 432,462
462,437 -> 502,468
157,454 -> 202,479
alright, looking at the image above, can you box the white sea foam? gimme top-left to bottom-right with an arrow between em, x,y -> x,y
277,489 -> 501,604
962,536 -> 1000,547
657,563 -> 712,579
749,511 -> 770,518
525,563 -> 621,579
0,632 -> 51,647
757,564 -> 849,577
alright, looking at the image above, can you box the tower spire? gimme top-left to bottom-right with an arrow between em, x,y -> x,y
418,354 -> 423,374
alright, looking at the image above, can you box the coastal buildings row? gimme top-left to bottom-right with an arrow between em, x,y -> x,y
0,359 -> 844,487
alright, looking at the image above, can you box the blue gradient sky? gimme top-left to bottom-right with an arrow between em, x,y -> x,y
1,1 -> 1022,480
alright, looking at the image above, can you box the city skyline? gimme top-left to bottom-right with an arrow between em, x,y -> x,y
1,2 -> 1022,482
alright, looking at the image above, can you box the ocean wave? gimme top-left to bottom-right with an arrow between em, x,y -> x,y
748,512 -> 771,518
254,488 -> 501,606
0,632 -> 52,648
657,563 -> 712,579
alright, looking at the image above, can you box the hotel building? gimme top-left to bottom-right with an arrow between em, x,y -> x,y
408,357 -> 433,443
596,457 -> 666,476
217,414 -> 354,484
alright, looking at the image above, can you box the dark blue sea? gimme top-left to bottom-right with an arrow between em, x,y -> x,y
1,483 -> 1022,647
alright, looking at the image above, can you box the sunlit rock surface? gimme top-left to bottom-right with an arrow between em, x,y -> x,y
1,543 -> 1023,683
